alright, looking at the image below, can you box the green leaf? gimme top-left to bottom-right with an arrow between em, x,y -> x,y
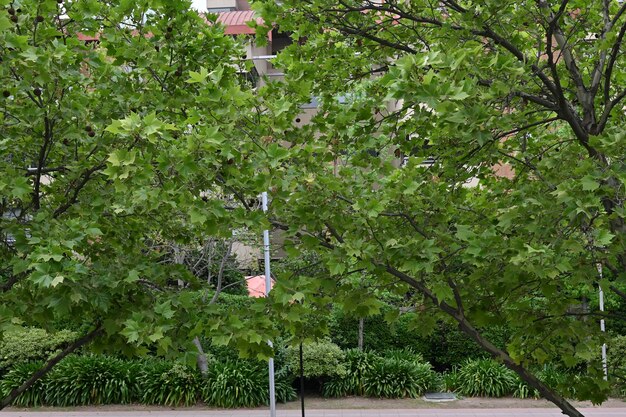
581,175 -> 600,191
186,67 -> 209,83
0,15 -> 11,32
189,208 -> 207,225
50,275 -> 64,288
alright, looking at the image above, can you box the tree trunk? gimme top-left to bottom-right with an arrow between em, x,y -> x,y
195,240 -> 232,374
193,336 -> 209,375
383,264 -> 586,417
358,318 -> 364,350
455,317 -> 586,417
0,326 -> 102,410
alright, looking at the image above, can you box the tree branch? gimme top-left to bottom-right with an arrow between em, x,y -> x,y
209,240 -> 233,305
52,161 -> 106,218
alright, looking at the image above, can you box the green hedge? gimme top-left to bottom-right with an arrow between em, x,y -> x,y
329,311 -> 510,370
454,359 -> 517,397
284,340 -> 346,382
46,355 -> 135,406
138,360 -> 200,406
0,327 -> 78,371
203,360 -> 296,407
0,362 -> 47,407
608,335 -> 626,386
0,355 -> 294,408
322,349 -> 437,399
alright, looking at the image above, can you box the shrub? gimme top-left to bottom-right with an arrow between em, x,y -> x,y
383,348 -> 424,364
344,349 -> 379,395
203,360 -> 267,408
138,360 -> 200,406
329,308 -> 397,352
322,349 -> 379,397
608,335 -> 626,395
512,376 -> 538,399
202,360 -> 295,407
511,365 -> 584,400
322,378 -> 353,398
538,365 -> 568,392
45,355 -> 135,406
0,361 -> 47,407
455,359 -> 516,397
284,340 -> 346,381
362,358 -> 436,398
0,327 -> 78,371
275,378 -> 298,404
442,367 -> 461,392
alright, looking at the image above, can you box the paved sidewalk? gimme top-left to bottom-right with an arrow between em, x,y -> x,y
2,409 -> 626,417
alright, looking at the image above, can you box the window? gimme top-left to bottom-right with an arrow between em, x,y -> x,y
399,136 -> 435,168
207,7 -> 236,13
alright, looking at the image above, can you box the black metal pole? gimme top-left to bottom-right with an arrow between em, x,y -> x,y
300,341 -> 305,417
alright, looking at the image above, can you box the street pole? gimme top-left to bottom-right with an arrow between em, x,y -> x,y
262,191 -> 277,417
300,342 -> 305,417
597,263 -> 608,380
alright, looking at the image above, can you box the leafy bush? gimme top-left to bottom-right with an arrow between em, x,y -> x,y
0,327 -> 78,371
322,349 -> 379,397
0,361 -> 47,407
383,348 -> 424,364
138,360 -> 200,406
608,334 -> 626,395
45,355 -> 135,406
329,309 -> 397,352
329,311 -> 511,371
455,359 -> 516,397
344,349 -> 379,395
362,358 -> 436,398
442,367 -> 460,392
538,365 -> 568,392
202,360 -> 295,407
322,378 -> 353,398
284,340 -> 346,381
512,376 -> 538,399
275,377 -> 298,404
505,365 -> 581,400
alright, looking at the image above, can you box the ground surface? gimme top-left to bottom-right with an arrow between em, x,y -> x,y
2,396 -> 626,416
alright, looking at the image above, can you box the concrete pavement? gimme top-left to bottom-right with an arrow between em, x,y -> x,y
2,409 -> 626,417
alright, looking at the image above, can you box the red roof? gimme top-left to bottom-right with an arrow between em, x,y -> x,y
246,275 -> 274,298
215,10 -> 269,38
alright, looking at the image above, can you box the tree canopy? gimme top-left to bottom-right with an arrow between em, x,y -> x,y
3,1 -> 626,416
243,1 -> 626,415
0,0 -> 281,405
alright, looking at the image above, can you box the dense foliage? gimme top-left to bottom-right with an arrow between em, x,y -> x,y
0,362 -> 46,407
203,360 -> 295,408
138,360 -> 200,407
455,359 -> 517,398
0,354 -> 294,407
0,0 -> 276,384
247,1 -> 626,415
46,355 -> 135,406
284,340 -> 346,381
322,349 -> 436,399
0,328 -> 77,371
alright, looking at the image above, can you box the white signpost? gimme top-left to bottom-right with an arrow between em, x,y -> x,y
262,191 -> 277,417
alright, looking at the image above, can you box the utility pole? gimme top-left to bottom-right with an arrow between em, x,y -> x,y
262,191 -> 277,417
597,264 -> 608,380
300,342 -> 305,417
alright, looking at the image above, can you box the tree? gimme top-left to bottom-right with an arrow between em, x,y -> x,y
244,1 -> 626,416
0,0 -> 272,407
